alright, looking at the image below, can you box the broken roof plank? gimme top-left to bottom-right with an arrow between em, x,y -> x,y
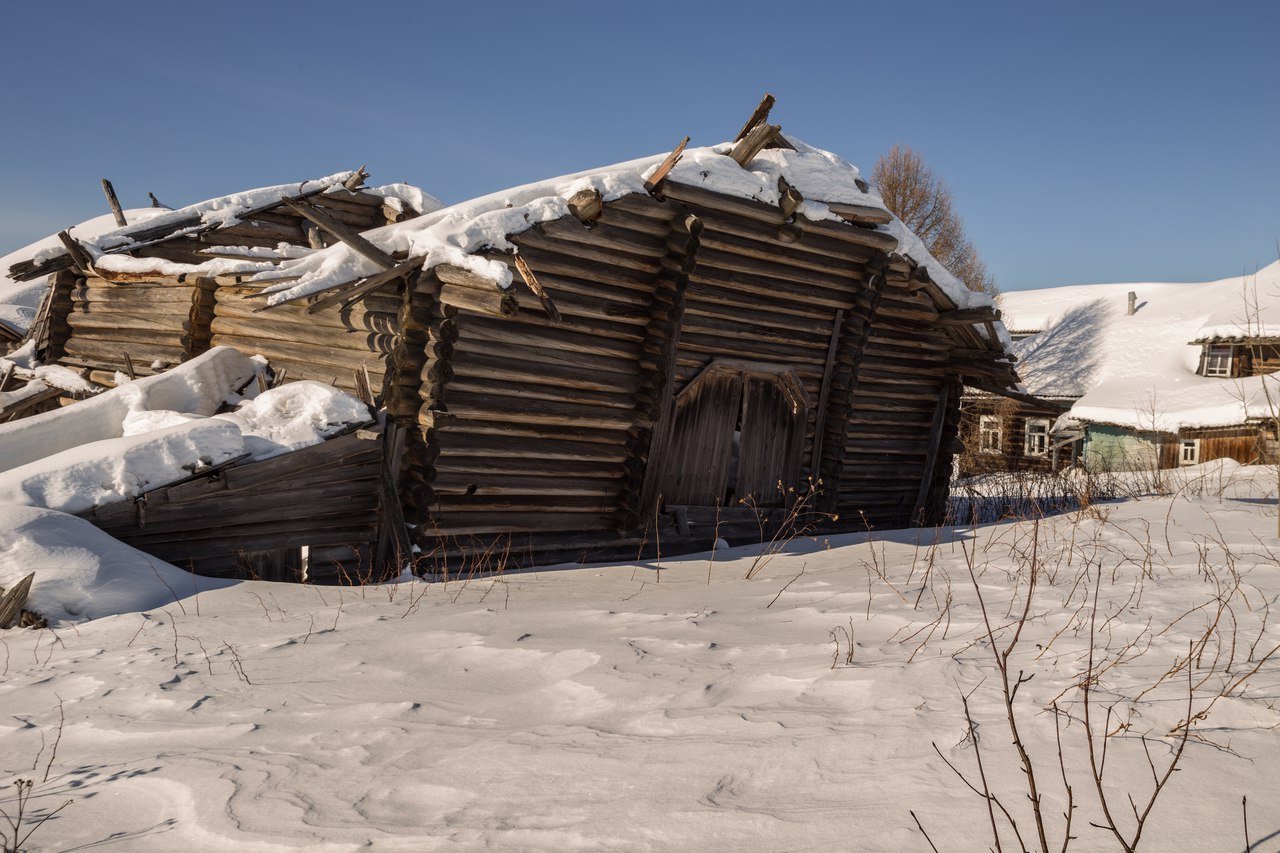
280,198 -> 396,269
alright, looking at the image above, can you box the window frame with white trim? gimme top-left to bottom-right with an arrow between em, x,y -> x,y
978,415 -> 1002,454
1024,418 -> 1050,457
1202,344 -> 1234,378
1179,438 -> 1201,466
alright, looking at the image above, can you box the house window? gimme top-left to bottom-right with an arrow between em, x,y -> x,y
1203,345 -> 1233,377
1024,419 -> 1050,457
979,416 -> 1002,453
1179,438 -> 1200,466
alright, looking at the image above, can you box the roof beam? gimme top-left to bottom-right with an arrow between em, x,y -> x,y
280,197 -> 395,269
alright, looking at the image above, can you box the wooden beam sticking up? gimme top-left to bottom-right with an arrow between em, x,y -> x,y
100,179 -> 127,227
0,573 -> 34,629
643,136 -> 690,194
728,123 -> 780,167
343,166 -> 369,191
777,176 -> 804,220
281,197 -> 395,269
122,351 -> 137,381
512,252 -> 562,324
734,93 -> 776,142
567,188 -> 604,224
56,231 -> 93,276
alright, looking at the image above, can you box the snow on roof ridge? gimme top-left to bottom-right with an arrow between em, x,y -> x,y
257,137 -> 995,318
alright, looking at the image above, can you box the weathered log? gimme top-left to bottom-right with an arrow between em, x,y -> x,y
100,179 -> 127,227
439,283 -> 518,318
281,197 -> 396,269
567,188 -> 604,223
728,122 -> 780,167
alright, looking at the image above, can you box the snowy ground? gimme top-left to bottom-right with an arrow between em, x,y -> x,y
2,464 -> 1279,851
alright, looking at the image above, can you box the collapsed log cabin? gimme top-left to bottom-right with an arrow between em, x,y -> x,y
4,100 -> 1025,577
7,171 -> 434,390
210,102 -> 1024,570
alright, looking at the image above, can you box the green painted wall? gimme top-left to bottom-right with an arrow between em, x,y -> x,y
1082,425 -> 1160,471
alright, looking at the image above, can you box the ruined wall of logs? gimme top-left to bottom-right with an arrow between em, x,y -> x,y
55,274 -> 217,383
413,194 -> 680,555
211,282 -> 398,395
81,428 -> 385,582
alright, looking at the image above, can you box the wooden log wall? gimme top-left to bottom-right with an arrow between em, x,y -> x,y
415,195 -> 681,549
834,267 -> 956,527
58,274 -> 216,381
80,428 -> 387,583
212,282 -> 398,394
656,182 -> 879,508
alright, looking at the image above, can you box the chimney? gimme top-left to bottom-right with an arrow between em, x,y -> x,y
1127,291 -> 1137,316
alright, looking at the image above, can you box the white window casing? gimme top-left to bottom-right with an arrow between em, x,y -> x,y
1024,419 -> 1050,457
979,415 -> 1002,454
1203,345 -> 1233,377
1179,438 -> 1200,466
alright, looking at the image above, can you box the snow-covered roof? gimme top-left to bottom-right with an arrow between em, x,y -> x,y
0,208 -> 169,337
4,175 -> 444,285
251,137 -> 997,319
999,260 -> 1280,431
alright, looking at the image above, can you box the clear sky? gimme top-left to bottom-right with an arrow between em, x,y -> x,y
1,0 -> 1276,291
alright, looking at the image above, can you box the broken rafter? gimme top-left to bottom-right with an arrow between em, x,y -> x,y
644,136 -> 690,194
343,166 -> 369,191
281,197 -> 395,269
56,231 -> 94,276
100,179 -> 127,227
513,252 -> 562,324
306,256 -> 425,315
728,122 -> 781,167
734,93 -> 776,142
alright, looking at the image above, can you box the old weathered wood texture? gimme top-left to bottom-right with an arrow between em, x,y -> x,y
79,428 -> 394,583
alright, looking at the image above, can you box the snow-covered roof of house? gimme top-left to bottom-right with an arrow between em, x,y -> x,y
247,137 -> 999,322
4,175 -> 443,286
998,260 -> 1280,431
0,208 -> 170,338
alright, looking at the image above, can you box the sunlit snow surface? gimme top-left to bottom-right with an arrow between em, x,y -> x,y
0,460 -> 1276,850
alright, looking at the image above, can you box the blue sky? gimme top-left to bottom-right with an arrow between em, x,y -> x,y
1,1 -> 1276,290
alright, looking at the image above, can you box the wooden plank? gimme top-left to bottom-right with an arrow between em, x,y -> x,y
280,197 -> 396,269
643,136 -> 690,192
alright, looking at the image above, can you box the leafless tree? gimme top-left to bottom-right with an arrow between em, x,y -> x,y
872,143 -> 999,297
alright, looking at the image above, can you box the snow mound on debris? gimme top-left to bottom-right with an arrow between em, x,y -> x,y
0,418 -> 245,515
0,348 -> 369,514
0,347 -> 257,474
0,505 -> 232,625
214,381 -> 371,459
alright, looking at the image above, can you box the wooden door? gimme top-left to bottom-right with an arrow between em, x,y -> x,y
736,377 -> 806,507
656,369 -> 743,505
651,361 -> 810,509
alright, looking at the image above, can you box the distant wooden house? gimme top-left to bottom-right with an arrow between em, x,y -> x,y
6,99 -> 1025,577
963,270 -> 1280,476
